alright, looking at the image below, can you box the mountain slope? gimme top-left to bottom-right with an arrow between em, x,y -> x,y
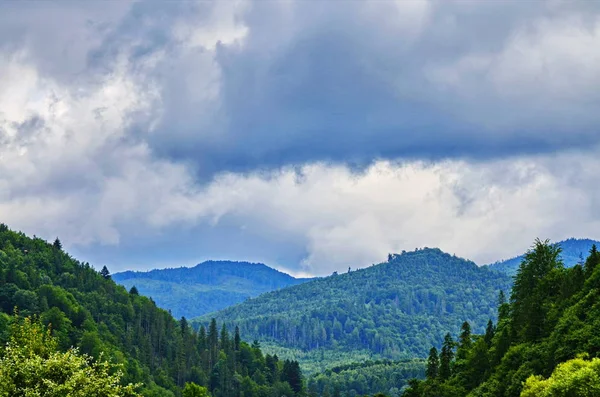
0,224 -> 304,396
194,248 -> 512,371
114,261 -> 312,318
487,238 -> 600,275
403,239 -> 600,396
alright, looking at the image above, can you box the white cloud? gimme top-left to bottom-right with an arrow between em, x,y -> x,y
2,0 -> 600,276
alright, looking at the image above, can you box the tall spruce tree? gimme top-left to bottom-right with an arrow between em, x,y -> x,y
439,333 -> 455,380
511,239 -> 562,342
426,347 -> 439,380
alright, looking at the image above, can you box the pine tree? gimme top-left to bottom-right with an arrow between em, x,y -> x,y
220,324 -> 230,353
129,286 -> 139,295
234,326 -> 241,352
52,237 -> 62,250
585,244 -> 600,277
456,321 -> 472,360
511,239 -> 562,342
484,320 -> 495,346
426,347 -> 439,380
497,291 -> 510,322
439,333 -> 455,380
99,265 -> 111,280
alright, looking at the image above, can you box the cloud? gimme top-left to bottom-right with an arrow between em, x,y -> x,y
1,0 -> 600,274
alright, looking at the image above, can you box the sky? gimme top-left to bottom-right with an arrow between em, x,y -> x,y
1,0 -> 600,276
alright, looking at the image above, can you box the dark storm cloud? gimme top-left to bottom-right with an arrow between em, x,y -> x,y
3,0 -> 600,274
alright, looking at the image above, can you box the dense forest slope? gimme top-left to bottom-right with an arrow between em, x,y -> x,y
487,238 -> 599,275
308,359 -> 425,397
195,248 -> 512,371
114,261 -> 311,318
0,224 -> 304,397
404,239 -> 600,396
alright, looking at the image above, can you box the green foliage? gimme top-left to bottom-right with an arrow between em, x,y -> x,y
183,382 -> 210,397
113,261 -> 311,319
308,360 -> 425,397
521,356 -> 600,397
0,224 -> 303,397
196,249 -> 511,369
403,239 -> 600,397
0,314 -> 141,396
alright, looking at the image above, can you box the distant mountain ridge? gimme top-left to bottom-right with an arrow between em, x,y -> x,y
113,260 -> 312,319
194,248 -> 512,372
486,238 -> 600,275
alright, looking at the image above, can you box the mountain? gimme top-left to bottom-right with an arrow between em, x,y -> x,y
403,239 -> 600,396
487,238 -> 600,275
113,261 -> 312,318
194,248 -> 512,372
0,224 -> 304,396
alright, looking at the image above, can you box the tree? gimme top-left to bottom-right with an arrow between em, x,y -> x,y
282,359 -> 303,394
53,237 -> 62,250
456,321 -> 472,361
484,320 -> 495,347
99,265 -> 111,280
497,291 -> 510,322
234,326 -> 241,352
426,347 -> 439,380
129,286 -> 139,295
521,356 -> 600,397
439,333 -> 455,380
182,382 -> 210,397
511,239 -> 562,342
584,244 -> 600,277
0,315 -> 141,396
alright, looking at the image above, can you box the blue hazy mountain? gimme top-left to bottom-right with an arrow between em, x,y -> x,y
487,238 -> 600,275
113,260 -> 312,319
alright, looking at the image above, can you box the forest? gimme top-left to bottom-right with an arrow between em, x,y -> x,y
0,224 -> 303,396
4,221 -> 600,396
114,261 -> 311,319
403,239 -> 600,396
195,249 -> 511,370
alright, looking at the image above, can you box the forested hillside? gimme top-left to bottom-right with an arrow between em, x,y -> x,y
404,239 -> 600,396
487,238 -> 599,275
195,248 -> 512,371
308,359 -> 425,397
114,261 -> 311,318
0,224 -> 304,397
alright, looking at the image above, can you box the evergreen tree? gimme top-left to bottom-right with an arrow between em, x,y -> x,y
100,265 -> 111,280
282,359 -> 303,394
220,324 -> 229,353
234,326 -> 241,352
484,320 -> 495,347
456,321 -> 472,360
426,347 -> 439,380
584,244 -> 600,277
53,237 -> 62,250
497,290 -> 510,322
129,286 -> 139,295
511,239 -> 562,342
439,333 -> 454,380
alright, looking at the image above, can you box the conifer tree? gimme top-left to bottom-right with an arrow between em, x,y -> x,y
439,333 -> 455,380
585,244 -> 600,277
484,320 -> 495,346
100,265 -> 111,280
426,347 -> 439,380
456,321 -> 472,360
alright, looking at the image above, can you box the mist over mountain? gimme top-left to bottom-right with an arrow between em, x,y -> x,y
113,260 -> 312,318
